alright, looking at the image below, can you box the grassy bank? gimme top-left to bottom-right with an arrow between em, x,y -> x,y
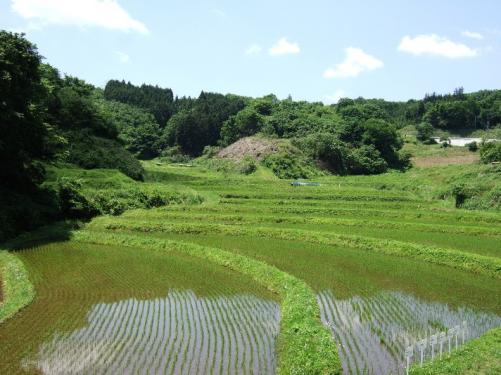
410,328 -> 501,374
0,251 -> 34,323
91,219 -> 501,279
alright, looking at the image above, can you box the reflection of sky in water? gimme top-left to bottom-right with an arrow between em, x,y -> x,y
23,290 -> 280,375
318,290 -> 501,375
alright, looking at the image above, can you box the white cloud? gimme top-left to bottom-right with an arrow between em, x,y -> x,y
324,90 -> 347,104
115,51 -> 130,64
11,0 -> 148,34
398,34 -> 477,58
245,43 -> 262,56
7,21 -> 42,34
462,30 -> 484,40
269,37 -> 300,56
323,47 -> 383,79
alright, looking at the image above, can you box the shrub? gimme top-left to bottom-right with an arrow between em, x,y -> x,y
160,145 -> 192,163
66,132 -> 144,180
467,141 -> 478,152
238,156 -> 257,175
54,178 -> 97,218
295,132 -> 348,174
416,122 -> 434,143
86,187 -> 204,216
0,188 -> 59,242
450,183 -> 481,208
201,146 -> 221,158
480,142 -> 501,163
346,145 -> 388,175
262,152 -> 317,179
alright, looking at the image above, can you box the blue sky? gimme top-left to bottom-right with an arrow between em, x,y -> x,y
1,0 -> 500,103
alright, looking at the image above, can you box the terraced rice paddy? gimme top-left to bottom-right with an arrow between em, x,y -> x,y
318,291 -> 501,374
23,292 -> 279,374
0,242 -> 279,374
1,163 -> 500,374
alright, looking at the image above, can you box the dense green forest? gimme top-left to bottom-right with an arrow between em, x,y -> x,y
1,31 -> 501,241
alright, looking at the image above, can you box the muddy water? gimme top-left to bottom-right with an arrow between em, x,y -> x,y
0,242 -> 279,374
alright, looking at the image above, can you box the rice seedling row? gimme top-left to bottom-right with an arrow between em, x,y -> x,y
0,242 -> 279,374
318,290 -> 501,374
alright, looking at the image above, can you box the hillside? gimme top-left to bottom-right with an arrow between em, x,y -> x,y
1,29 -> 501,375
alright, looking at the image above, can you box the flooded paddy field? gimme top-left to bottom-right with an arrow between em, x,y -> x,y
0,242 -> 279,374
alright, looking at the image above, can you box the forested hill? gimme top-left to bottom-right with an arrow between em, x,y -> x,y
101,80 -> 501,159
1,30 -> 501,241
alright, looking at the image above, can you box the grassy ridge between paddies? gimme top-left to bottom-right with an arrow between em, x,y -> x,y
119,209 -> 501,238
92,219 -> 501,279
410,327 -> 501,374
73,229 -> 342,375
0,251 -> 34,323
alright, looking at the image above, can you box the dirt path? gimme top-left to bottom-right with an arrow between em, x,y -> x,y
412,154 -> 480,167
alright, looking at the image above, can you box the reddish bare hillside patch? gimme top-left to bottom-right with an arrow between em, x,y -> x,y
218,137 -> 280,160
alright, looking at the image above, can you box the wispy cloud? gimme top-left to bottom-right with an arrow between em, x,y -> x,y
398,34 -> 477,58
115,51 -> 130,64
325,90 -> 347,104
462,30 -> 484,40
245,43 -> 262,56
324,47 -> 383,79
269,37 -> 300,56
211,9 -> 226,18
11,0 -> 149,34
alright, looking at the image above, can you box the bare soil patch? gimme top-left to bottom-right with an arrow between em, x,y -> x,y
218,137 -> 280,160
412,154 -> 480,167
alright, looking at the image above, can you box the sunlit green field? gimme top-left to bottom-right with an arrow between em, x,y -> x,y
1,162 -> 500,374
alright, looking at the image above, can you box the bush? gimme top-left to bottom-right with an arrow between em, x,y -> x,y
54,178 -> 97,218
480,142 -> 501,163
160,146 -> 192,163
467,141 -> 478,152
201,146 -> 221,158
346,145 -> 388,174
86,187 -> 204,216
416,122 -> 434,143
66,132 -> 144,180
0,188 -> 59,242
451,183 -> 471,208
238,156 -> 257,175
295,133 -> 348,174
262,152 -> 318,179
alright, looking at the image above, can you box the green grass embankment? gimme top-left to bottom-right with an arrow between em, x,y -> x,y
92,219 -> 501,279
410,328 -> 501,374
0,251 -> 34,323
